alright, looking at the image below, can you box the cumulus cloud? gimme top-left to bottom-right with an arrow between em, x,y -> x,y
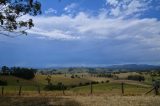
19,0 -> 159,42
105,0 -> 152,17
45,8 -> 57,14
18,0 -> 160,54
64,3 -> 78,14
19,12 -> 159,55
106,0 -> 118,6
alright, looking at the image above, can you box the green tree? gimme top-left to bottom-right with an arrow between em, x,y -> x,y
46,75 -> 52,85
1,65 -> 9,75
11,67 -> 36,79
0,0 -> 41,37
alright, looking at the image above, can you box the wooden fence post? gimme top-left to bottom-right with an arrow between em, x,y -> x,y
154,86 -> 159,95
90,81 -> 93,95
19,85 -> 22,96
2,86 -> 4,96
38,85 -> 40,94
62,84 -> 65,95
121,82 -> 124,95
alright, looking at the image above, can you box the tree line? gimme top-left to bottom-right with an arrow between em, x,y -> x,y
0,66 -> 37,80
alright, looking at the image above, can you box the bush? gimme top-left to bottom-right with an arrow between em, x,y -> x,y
44,83 -> 67,91
127,75 -> 145,81
0,80 -> 7,86
71,75 -> 75,78
101,81 -> 104,83
106,80 -> 110,83
92,81 -> 99,84
70,85 -> 77,88
97,73 -> 113,78
79,82 -> 83,86
84,82 -> 90,86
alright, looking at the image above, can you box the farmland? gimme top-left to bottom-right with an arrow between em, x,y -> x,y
0,67 -> 160,106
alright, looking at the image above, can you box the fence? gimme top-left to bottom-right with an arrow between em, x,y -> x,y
0,82 -> 159,96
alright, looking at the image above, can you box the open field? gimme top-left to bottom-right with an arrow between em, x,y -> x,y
0,71 -> 160,106
0,72 -> 157,94
71,83 -> 151,96
34,74 -> 91,85
0,74 -> 153,94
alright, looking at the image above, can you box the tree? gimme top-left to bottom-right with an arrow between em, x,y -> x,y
46,75 -> 52,85
0,0 -> 41,37
1,65 -> 9,75
11,67 -> 36,79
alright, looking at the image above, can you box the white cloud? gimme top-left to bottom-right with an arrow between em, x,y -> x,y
45,8 -> 57,14
106,0 -> 119,6
28,28 -> 80,40
16,3 -> 160,64
105,0 -> 152,17
21,12 -> 160,49
64,3 -> 78,13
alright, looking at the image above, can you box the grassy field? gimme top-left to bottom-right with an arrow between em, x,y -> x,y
0,73 -> 155,95
34,74 -> 91,85
0,74 -> 92,91
0,72 -> 160,106
71,83 -> 152,95
0,76 -> 36,86
0,95 -> 160,106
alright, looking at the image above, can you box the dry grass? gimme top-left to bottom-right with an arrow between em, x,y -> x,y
71,95 -> 160,106
0,96 -> 81,106
0,95 -> 160,106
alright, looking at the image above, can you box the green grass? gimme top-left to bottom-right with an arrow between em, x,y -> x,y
34,74 -> 91,86
1,85 -> 43,91
0,74 -> 154,95
71,83 -> 151,95
0,76 -> 36,86
0,74 -> 91,91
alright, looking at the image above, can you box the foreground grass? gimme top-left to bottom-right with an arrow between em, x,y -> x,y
74,95 -> 160,106
0,95 -> 160,106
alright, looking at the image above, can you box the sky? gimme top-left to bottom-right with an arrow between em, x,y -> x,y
0,0 -> 160,68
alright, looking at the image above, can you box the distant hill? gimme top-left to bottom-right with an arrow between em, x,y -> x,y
107,64 -> 160,71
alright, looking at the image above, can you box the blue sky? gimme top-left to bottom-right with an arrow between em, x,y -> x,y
0,0 -> 160,68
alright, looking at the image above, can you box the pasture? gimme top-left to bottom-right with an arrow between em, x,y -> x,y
0,71 -> 160,106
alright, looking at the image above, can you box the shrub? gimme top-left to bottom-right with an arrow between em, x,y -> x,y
92,81 -> 99,84
44,83 -> 67,91
79,82 -> 83,86
127,75 -> 145,81
106,80 -> 110,83
101,81 -> 104,83
71,75 -> 75,78
70,85 -> 77,88
0,80 -> 7,86
97,73 -> 113,78
85,82 -> 90,86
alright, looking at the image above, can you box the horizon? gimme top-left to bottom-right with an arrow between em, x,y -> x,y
1,63 -> 160,69
0,0 -> 160,67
